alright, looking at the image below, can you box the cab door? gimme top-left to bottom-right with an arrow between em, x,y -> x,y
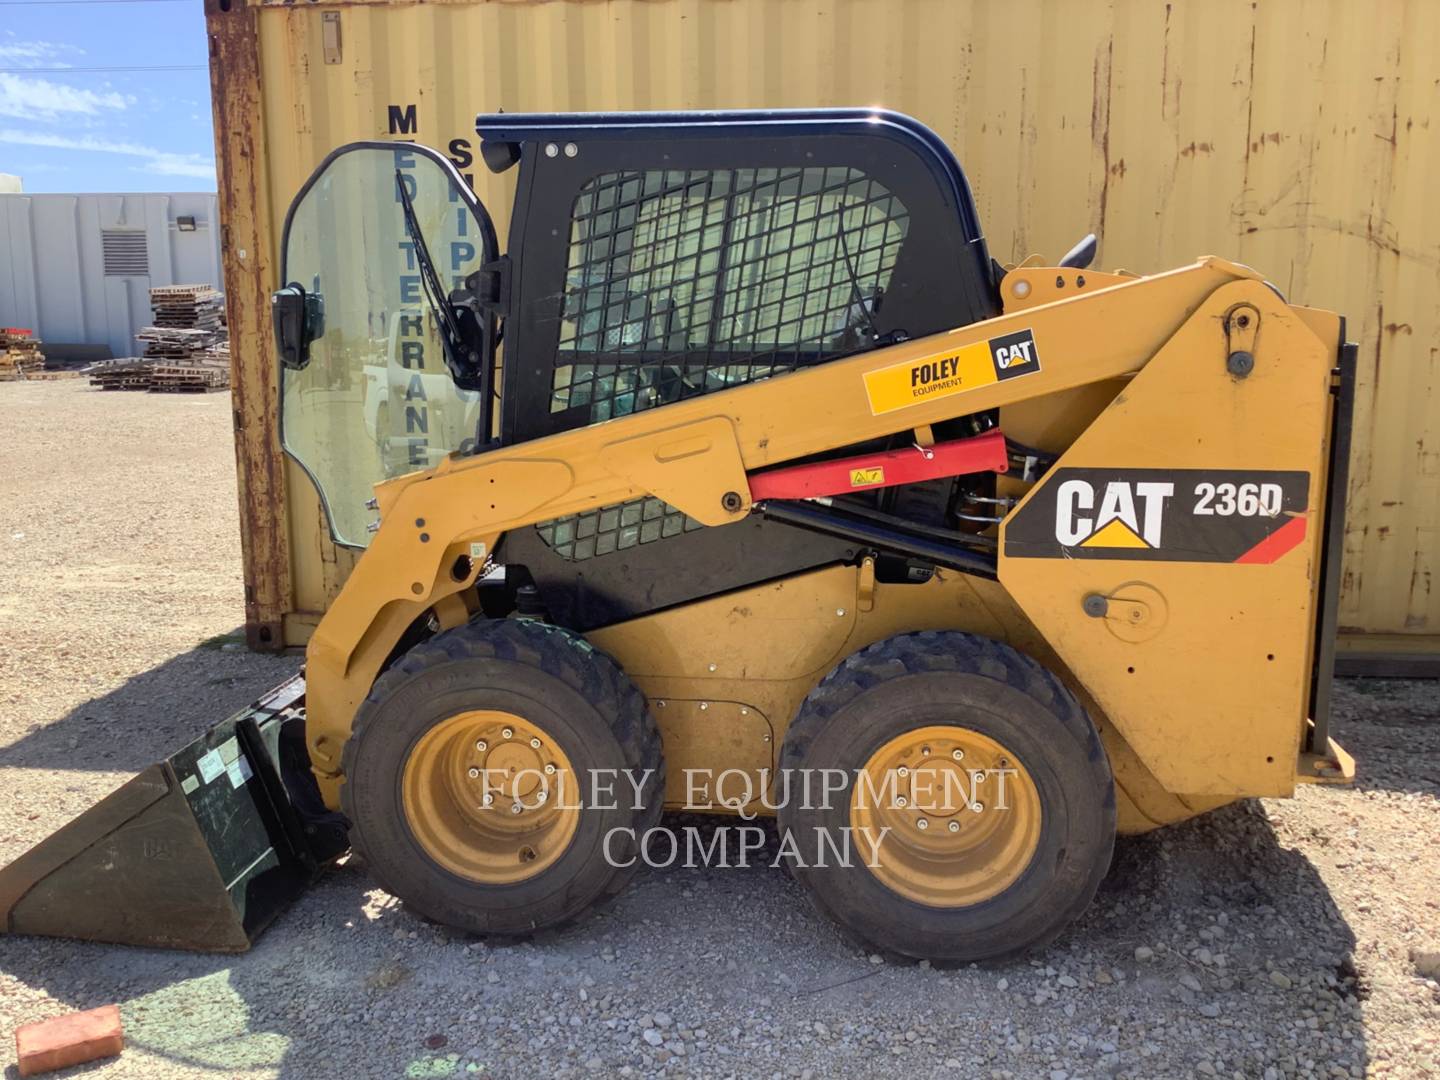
275,142 -> 500,548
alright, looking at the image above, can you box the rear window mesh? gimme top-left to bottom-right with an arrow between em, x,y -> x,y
553,166 -> 909,423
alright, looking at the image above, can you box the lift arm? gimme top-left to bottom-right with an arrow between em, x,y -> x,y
300,257 -> 1338,794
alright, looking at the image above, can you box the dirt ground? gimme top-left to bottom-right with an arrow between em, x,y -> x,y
0,380 -> 1437,1079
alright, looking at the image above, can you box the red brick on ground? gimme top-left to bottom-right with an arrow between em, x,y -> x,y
15,1004 -> 123,1076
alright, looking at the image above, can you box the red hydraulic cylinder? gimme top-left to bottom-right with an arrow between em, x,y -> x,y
747,429 -> 1008,502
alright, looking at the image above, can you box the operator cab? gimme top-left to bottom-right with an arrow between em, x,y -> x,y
275,110 -> 1000,550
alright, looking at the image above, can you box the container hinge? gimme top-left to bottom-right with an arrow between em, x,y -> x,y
322,12 -> 343,65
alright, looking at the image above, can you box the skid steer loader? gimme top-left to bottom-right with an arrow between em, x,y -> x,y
0,110 -> 1356,963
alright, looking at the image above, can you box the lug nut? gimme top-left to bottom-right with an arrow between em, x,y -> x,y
897,766 -> 909,778
475,740 -> 488,752
510,803 -> 523,815
916,818 -> 929,830
952,749 -> 965,761
921,746 -> 931,756
502,727 -> 514,739
895,795 -> 908,808
948,820 -> 960,833
971,801 -> 985,814
530,737 -> 541,749
482,794 -> 494,807
544,763 -> 556,775
467,767 -> 480,779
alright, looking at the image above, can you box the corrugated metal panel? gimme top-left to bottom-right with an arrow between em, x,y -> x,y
0,192 -> 223,358
206,0 -> 1440,650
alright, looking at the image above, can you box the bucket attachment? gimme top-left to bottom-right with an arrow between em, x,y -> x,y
0,675 -> 346,952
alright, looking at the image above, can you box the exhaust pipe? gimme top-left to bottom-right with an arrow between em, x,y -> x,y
0,675 -> 346,952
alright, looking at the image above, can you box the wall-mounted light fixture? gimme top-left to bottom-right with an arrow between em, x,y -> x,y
176,216 -> 198,232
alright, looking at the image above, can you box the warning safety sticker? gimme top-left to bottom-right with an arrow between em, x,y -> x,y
1004,468 -> 1311,563
864,328 -> 1041,415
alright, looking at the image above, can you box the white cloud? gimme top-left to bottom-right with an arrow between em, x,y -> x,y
0,39 -> 84,69
0,128 -> 214,180
0,73 -> 131,120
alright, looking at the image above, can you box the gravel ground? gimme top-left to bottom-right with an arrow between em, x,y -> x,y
1,380 -> 1438,1080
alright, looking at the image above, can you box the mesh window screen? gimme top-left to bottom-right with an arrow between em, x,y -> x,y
552,166 -> 909,422
535,496 -> 704,561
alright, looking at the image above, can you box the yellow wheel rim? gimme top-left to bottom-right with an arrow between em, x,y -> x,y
849,724 -> 1042,907
401,710 -> 579,885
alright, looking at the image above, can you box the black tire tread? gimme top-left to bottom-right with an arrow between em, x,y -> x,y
779,630 -> 1114,964
340,617 -> 664,931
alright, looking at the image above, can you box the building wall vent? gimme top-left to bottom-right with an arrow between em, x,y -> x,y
101,229 -> 149,277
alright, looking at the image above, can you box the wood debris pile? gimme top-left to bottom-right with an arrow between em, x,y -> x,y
0,328 -> 46,380
86,286 -> 231,393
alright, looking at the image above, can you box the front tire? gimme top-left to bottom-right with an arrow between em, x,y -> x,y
341,618 -> 663,935
778,631 -> 1114,963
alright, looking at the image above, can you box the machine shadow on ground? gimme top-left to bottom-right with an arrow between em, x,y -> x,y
1330,679 -> 1440,797
1,805 -> 1368,1078
0,644 -> 1372,1077
0,635 -> 299,776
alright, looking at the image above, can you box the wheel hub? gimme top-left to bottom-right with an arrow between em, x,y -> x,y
849,724 -> 1042,907
401,710 -> 579,884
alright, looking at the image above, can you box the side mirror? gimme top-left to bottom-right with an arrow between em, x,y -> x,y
272,283 -> 325,370
1058,233 -> 1098,270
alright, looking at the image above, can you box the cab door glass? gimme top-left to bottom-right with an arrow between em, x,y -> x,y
279,144 -> 485,547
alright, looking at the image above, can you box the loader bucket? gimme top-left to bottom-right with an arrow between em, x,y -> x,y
0,675 -> 346,952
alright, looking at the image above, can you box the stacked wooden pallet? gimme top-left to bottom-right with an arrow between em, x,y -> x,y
148,362 -> 229,393
139,284 -> 225,363
149,285 -> 225,331
0,328 -> 46,380
137,325 -> 221,360
86,354 -> 230,393
88,286 -> 231,392
86,359 -> 158,391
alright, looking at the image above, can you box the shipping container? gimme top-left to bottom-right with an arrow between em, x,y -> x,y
205,0 -> 1439,666
0,192 -> 222,361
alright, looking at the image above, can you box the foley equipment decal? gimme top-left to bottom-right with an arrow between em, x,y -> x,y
1004,468 -> 1311,563
864,328 -> 1040,415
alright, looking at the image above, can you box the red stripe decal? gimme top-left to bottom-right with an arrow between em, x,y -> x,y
748,429 -> 1009,502
1234,514 -> 1308,564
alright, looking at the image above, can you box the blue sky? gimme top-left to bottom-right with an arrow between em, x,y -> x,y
0,0 -> 215,192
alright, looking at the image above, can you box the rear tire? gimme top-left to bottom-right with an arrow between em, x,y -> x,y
341,618 -> 663,935
778,631 -> 1114,963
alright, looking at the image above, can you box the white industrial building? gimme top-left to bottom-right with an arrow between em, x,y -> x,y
0,192 -> 222,362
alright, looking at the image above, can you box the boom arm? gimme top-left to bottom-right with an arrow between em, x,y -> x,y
301,257 -> 1343,799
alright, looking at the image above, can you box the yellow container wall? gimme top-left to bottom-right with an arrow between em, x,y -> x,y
207,0 -> 1440,648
